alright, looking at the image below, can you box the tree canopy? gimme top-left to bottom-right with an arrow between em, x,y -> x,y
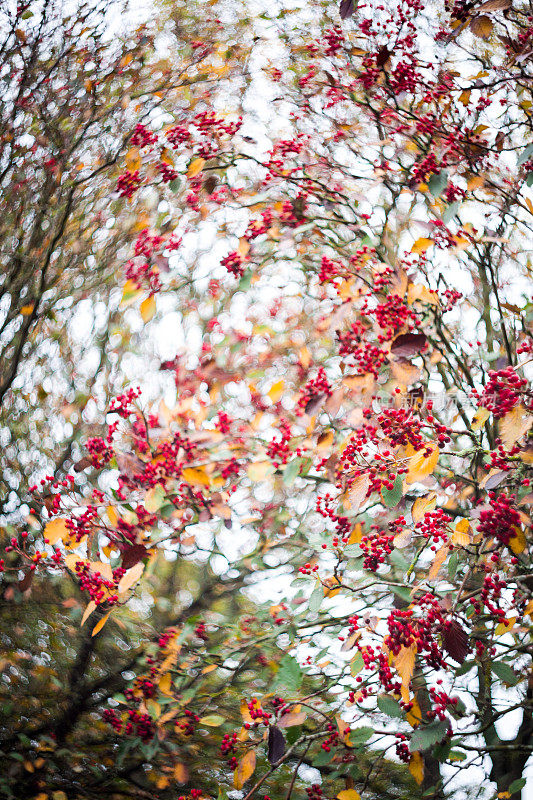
0,1 -> 532,799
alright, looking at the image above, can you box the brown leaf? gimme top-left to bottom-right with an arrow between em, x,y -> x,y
267,725 -> 286,764
121,544 -> 148,570
340,0 -> 356,19
278,709 -> 307,728
116,452 -> 145,479
390,333 -> 428,359
443,619 -> 469,662
376,45 -> 392,68
476,0 -> 511,11
470,15 -> 493,37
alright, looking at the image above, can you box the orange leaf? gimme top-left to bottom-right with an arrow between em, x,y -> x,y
92,611 -> 111,637
140,295 -> 156,323
118,561 -> 144,594
187,157 -> 206,178
81,600 -> 97,626
409,751 -> 424,784
394,643 -> 417,701
233,750 -> 256,789
429,545 -> 450,580
406,442 -> 439,484
44,518 -> 69,545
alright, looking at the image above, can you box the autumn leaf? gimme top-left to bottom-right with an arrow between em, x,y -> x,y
92,612 -> 111,637
409,751 -> 424,784
411,237 -> 433,254
140,295 -> 156,322
406,442 -> 439,484
346,473 -> 370,512
509,527 -> 526,555
267,725 -> 286,763
117,561 -> 144,594
443,619 -> 469,662
187,157 -> 206,178
337,792 -> 361,800
43,518 -> 69,545
394,643 -> 417,701
233,750 -> 256,789
429,544 -> 450,580
470,15 -> 493,38
390,332 -> 428,359
412,492 -> 437,523
247,460 -> 275,481
499,405 -> 533,449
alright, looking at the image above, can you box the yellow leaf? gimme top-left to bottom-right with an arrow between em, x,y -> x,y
335,715 -> 353,747
406,443 -> 439,484
107,505 -> 119,526
247,461 -> 275,482
92,612 -> 111,637
240,699 -> 254,724
174,763 -> 189,783
158,672 -> 172,696
20,304 -> 34,316
125,147 -> 141,171
43,518 -> 69,545
160,147 -> 175,166
144,484 -> 165,512
411,237 -> 433,255
346,473 -> 371,512
495,617 -> 517,635
337,792 -> 361,800
411,492 -> 437,523
348,523 -> 363,544
118,561 -> 144,594
429,545 -> 450,580
452,518 -> 472,547
406,695 -> 422,727
409,752 -> 424,785
181,467 -> 211,487
81,600 -> 97,626
120,279 -> 141,308
499,405 -> 533,449
268,380 -> 284,403
509,527 -> 526,555
140,295 -> 156,323
394,644 -> 417,701
233,750 -> 256,790
471,407 -> 490,431
393,528 -> 413,548
187,157 -> 206,178
317,430 -> 334,450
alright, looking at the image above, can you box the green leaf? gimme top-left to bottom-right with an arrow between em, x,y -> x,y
381,474 -> 403,508
517,143 -> 533,165
428,170 -> 448,197
443,201 -> 460,224
448,551 -> 459,580
377,694 -> 403,718
491,661 -> 519,686
274,655 -> 302,692
410,719 -> 448,752
200,714 -> 226,726
508,778 -> 526,794
308,581 -> 323,614
238,270 -> 253,291
350,726 -> 373,743
312,749 -> 334,766
283,458 -> 302,486
350,651 -> 364,677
